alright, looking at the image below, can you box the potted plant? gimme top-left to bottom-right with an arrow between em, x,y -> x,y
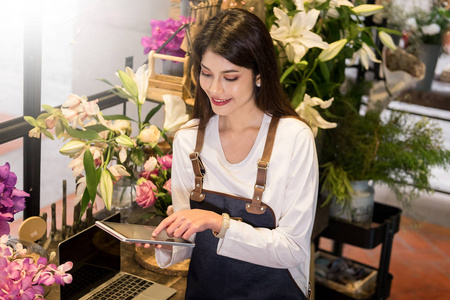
141,15 -> 191,76
402,1 -> 450,90
319,81 -> 450,225
264,0 -> 450,225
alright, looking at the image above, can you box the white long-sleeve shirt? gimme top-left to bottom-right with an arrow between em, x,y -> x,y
156,113 -> 318,295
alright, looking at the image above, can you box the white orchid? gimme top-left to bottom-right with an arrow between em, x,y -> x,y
350,43 -> 381,70
108,164 -> 131,181
61,94 -> 100,129
295,94 -> 337,137
162,94 -> 189,134
270,7 -> 329,63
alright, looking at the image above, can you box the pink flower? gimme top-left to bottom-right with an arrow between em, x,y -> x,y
135,180 -> 158,208
163,178 -> 172,195
141,17 -> 192,57
157,154 -> 172,170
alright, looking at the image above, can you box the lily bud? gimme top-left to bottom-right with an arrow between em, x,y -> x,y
352,5 -> 383,17
115,135 -> 135,148
100,171 -> 113,210
379,32 -> 396,51
318,39 -> 347,62
59,140 -> 86,156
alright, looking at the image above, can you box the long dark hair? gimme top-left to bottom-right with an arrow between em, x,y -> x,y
191,8 -> 299,130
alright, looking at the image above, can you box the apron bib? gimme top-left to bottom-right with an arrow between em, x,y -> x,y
185,117 -> 307,300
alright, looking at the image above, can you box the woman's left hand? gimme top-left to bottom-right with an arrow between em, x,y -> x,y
152,209 -> 222,240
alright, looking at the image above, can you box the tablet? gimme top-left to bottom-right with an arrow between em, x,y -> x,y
95,221 -> 195,248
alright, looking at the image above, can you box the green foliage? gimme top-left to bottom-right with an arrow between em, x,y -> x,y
320,83 -> 450,207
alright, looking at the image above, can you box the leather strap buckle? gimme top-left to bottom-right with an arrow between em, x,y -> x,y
257,160 -> 269,170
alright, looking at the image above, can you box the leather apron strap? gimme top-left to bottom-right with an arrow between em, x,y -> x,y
189,116 -> 281,215
189,126 -> 206,202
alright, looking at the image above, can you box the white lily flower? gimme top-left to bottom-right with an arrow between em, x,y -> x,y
129,64 -> 150,105
163,94 -> 189,134
270,7 -> 329,63
352,4 -> 383,17
350,43 -> 381,70
295,94 -> 337,137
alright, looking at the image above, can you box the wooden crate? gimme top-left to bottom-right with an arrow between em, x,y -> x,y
314,251 -> 377,299
146,50 -> 193,105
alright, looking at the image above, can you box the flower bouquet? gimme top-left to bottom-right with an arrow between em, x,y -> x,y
25,64 -> 189,219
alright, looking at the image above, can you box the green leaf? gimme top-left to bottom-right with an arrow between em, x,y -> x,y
143,103 -> 163,126
291,82 -> 307,109
319,60 -> 330,82
117,70 -> 139,99
41,104 -> 54,113
98,78 -> 116,88
55,120 -> 65,139
131,148 -> 146,166
83,150 -> 99,201
280,61 -> 308,83
102,114 -> 135,121
65,124 -> 103,141
79,188 -> 91,222
378,28 -> 402,36
84,124 -> 110,133
23,116 -> 38,127
42,130 -> 55,140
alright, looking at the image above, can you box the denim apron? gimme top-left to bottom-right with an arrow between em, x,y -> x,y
185,117 -> 307,300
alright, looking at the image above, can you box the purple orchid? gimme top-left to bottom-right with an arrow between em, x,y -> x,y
0,235 -> 73,298
0,162 -> 30,236
141,16 -> 192,57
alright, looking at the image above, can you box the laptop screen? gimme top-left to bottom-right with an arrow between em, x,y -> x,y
58,213 -> 121,300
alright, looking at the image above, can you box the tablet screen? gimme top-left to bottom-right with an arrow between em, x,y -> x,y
95,221 -> 195,247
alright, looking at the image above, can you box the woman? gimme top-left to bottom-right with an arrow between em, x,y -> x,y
152,8 -> 318,299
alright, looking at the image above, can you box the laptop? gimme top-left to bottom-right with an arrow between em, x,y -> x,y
58,213 -> 177,300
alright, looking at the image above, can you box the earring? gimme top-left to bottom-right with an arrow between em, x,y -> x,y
256,82 -> 261,87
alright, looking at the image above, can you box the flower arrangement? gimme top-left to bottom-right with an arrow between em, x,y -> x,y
0,235 -> 73,299
0,162 -> 29,236
141,16 -> 191,57
265,0 -> 394,135
265,0 -> 450,208
25,64 -> 189,218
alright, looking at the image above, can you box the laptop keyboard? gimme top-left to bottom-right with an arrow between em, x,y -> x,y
86,273 -> 153,300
